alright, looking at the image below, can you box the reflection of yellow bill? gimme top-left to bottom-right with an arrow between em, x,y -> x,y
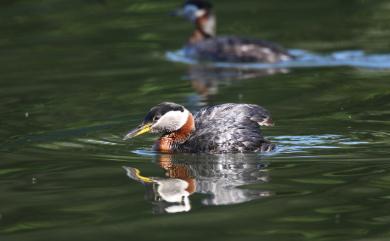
134,168 -> 153,183
123,166 -> 153,183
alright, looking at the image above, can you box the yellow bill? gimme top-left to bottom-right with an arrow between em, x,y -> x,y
123,123 -> 152,140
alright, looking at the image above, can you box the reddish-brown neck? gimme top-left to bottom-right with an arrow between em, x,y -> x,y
189,15 -> 213,43
153,113 -> 195,153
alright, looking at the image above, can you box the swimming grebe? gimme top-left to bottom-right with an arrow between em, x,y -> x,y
123,102 -> 274,153
171,0 -> 293,63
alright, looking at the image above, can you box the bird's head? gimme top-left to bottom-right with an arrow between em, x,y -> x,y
171,0 -> 213,22
124,102 -> 191,140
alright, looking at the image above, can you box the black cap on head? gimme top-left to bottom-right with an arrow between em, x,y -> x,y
184,0 -> 213,10
143,102 -> 185,123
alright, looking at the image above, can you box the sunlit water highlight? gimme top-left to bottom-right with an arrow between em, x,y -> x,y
21,130 -> 368,157
166,49 -> 390,69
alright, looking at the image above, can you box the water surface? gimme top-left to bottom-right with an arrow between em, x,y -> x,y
1,0 -> 390,240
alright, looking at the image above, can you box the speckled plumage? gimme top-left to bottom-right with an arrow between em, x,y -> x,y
176,103 -> 274,153
185,36 -> 292,63
125,102 -> 275,154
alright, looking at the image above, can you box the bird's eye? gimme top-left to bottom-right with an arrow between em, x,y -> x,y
153,116 -> 160,121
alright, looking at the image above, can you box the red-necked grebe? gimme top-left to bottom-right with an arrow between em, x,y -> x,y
171,0 -> 293,63
123,102 -> 274,153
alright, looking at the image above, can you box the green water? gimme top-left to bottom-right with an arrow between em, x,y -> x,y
1,0 -> 390,240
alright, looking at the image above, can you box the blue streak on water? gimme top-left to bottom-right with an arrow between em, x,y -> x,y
271,134 -> 369,154
128,135 -> 368,157
131,149 -> 158,157
166,49 -> 390,69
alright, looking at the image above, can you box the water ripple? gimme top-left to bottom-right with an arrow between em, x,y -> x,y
271,134 -> 368,154
166,49 -> 390,69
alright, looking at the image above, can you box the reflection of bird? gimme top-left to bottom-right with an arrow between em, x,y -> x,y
187,65 -> 289,100
171,0 -> 292,63
124,102 -> 274,153
123,154 -> 271,213
123,166 -> 191,213
159,154 -> 271,206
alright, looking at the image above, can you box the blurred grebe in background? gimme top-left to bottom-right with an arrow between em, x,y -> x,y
171,0 -> 293,63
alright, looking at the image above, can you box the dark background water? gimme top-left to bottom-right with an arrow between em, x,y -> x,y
1,0 -> 390,240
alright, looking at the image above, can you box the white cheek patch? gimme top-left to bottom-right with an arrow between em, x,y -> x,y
153,110 -> 189,132
195,9 -> 206,17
